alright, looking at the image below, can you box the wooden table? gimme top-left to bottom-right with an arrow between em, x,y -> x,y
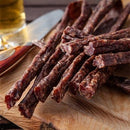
0,0 -> 129,129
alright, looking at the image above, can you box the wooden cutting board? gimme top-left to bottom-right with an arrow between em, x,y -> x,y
0,0 -> 130,129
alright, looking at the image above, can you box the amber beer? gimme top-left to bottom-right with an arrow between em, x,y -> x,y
0,0 -> 26,34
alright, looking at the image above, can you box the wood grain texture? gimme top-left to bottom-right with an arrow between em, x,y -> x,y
0,0 -> 130,129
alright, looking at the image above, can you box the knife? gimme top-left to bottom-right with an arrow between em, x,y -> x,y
0,9 -> 63,76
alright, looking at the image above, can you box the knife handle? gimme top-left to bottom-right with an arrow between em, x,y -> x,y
0,44 -> 33,75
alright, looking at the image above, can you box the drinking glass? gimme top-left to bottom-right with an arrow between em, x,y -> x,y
0,0 -> 26,35
0,0 -> 26,50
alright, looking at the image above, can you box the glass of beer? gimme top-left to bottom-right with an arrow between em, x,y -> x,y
0,0 -> 26,35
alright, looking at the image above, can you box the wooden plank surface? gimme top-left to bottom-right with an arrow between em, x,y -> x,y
0,0 -> 130,129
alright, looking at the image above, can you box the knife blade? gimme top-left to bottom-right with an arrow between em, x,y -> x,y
0,9 -> 63,76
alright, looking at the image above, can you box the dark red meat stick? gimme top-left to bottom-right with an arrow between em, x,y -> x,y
72,0 -> 92,30
51,53 -> 87,102
34,54 -> 75,102
61,0 -> 92,43
110,3 -> 130,32
69,56 -> 95,95
5,1 -> 81,109
84,38 -> 130,56
93,51 -> 130,69
18,48 -> 63,118
83,0 -> 117,34
79,68 -> 110,99
94,0 -> 123,35
61,26 -> 85,43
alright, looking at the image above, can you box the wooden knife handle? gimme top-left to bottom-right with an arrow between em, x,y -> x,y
0,45 -> 33,75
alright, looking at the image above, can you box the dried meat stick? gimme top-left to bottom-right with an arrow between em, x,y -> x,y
61,26 -> 85,43
83,0 -> 117,34
69,56 -> 95,95
72,0 -> 92,30
94,0 -> 123,35
18,48 -> 63,118
79,68 -> 110,99
107,76 -> 130,94
61,27 -> 130,55
51,53 -> 87,102
62,0 -> 92,43
93,51 -> 130,69
88,38 -> 130,48
5,1 -> 80,109
18,0 -> 92,118
34,54 -> 75,102
110,3 -> 130,32
84,38 -> 130,56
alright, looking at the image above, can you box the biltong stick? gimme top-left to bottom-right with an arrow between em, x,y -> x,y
51,53 -> 87,102
107,76 -> 130,94
18,1 -> 92,118
93,51 -> 130,68
110,3 -> 130,32
61,39 -> 84,54
69,56 -> 95,95
34,54 -> 75,102
72,0 -> 92,30
18,48 -> 63,118
5,1 -> 80,109
61,26 -> 85,43
18,86 -> 38,118
61,27 -> 130,55
84,38 -> 130,56
94,0 -> 123,35
83,0 -> 116,34
88,38 -> 130,48
62,0 -> 92,43
79,68 -> 110,99
88,27 -> 130,41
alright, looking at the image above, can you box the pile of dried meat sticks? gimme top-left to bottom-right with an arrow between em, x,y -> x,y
5,0 -> 130,118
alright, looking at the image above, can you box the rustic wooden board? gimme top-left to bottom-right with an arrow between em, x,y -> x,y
0,0 -> 130,129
